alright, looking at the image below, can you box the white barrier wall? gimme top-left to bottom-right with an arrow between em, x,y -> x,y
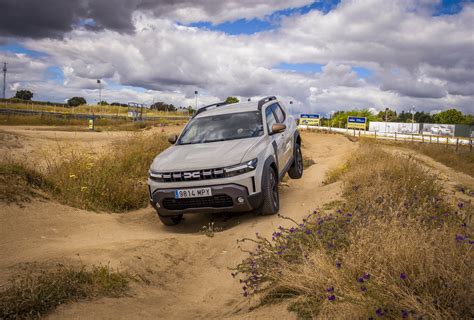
369,122 -> 420,134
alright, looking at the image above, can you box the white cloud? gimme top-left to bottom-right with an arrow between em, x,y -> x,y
5,0 -> 472,114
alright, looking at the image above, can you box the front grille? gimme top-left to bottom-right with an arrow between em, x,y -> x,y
150,168 -> 225,183
162,194 -> 233,210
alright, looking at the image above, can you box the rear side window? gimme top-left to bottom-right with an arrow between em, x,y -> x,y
265,106 -> 278,132
273,103 -> 286,123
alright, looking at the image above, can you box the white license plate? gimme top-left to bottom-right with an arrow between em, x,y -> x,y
175,187 -> 212,199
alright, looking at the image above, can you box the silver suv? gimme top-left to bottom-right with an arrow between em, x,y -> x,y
148,96 -> 303,225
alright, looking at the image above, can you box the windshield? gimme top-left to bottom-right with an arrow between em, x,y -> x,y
178,111 -> 264,145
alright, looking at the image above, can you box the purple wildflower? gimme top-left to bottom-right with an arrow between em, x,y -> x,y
460,222 -> 467,228
360,286 -> 367,292
400,273 -> 407,280
328,295 -> 336,301
357,277 -> 364,283
457,202 -> 464,209
243,292 -> 248,297
337,209 -> 342,214
469,240 -> 474,245
455,234 -> 465,242
363,273 -> 371,280
401,310 -> 409,319
336,261 -> 342,269
305,229 -> 312,235
376,308 -> 384,316
326,286 -> 334,292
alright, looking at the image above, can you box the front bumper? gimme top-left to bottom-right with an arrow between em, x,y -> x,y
150,183 -> 262,216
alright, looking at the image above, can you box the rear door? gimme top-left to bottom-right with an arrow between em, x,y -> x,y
272,103 -> 293,167
265,104 -> 286,172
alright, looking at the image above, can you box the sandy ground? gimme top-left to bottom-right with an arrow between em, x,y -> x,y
0,127 -> 358,319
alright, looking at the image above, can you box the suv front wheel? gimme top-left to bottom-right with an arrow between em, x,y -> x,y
260,165 -> 279,215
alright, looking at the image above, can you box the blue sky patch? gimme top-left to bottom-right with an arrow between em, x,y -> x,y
45,66 -> 64,83
0,43 -> 47,58
274,62 -> 324,73
189,0 -> 342,35
352,66 -> 372,78
190,19 -> 274,35
432,0 -> 468,16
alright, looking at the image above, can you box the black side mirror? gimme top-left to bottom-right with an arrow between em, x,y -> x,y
271,123 -> 286,134
168,134 -> 178,144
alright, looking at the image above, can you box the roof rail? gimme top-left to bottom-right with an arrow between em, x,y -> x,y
192,101 -> 228,118
257,96 -> 277,109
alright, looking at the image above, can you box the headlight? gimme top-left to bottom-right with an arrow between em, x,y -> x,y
224,158 -> 258,177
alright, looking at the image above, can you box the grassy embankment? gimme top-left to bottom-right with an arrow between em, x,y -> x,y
234,141 -> 473,319
0,265 -> 128,319
1,102 -> 183,117
0,114 -> 185,131
0,133 -> 169,212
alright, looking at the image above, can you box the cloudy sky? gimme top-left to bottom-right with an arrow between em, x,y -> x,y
0,0 -> 473,115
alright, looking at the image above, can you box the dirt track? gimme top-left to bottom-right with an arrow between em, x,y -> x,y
0,128 -> 358,319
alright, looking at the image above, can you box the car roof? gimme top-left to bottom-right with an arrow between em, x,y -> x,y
194,101 -> 263,118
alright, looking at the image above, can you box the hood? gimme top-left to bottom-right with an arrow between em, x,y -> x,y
151,137 -> 260,171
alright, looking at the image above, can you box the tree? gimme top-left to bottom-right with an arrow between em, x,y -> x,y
433,109 -> 465,124
99,100 -> 109,105
14,90 -> 33,100
67,96 -> 87,107
225,96 -> 239,104
150,101 -> 176,112
377,108 -> 397,122
414,111 -> 433,123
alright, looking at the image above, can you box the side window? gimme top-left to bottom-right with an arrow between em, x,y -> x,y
273,103 -> 286,123
265,106 -> 277,133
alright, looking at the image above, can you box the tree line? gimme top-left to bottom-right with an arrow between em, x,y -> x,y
327,108 -> 473,126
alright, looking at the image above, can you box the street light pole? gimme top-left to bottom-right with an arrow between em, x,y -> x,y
97,79 -> 101,114
194,90 -> 198,111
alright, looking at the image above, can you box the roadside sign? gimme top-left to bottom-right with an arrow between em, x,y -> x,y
347,116 -> 367,130
300,114 -> 320,126
88,118 -> 94,130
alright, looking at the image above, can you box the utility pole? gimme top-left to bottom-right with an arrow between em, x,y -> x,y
2,62 -> 7,99
411,106 -> 415,133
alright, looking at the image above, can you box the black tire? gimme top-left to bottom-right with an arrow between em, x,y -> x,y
288,143 -> 303,179
260,165 -> 279,215
158,214 -> 183,226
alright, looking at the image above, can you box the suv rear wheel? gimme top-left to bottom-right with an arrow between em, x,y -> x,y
158,214 -> 183,226
288,143 -> 303,179
260,165 -> 279,215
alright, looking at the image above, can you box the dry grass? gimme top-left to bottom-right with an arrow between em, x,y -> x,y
402,142 -> 474,177
0,133 -> 169,212
234,142 -> 473,319
1,102 -> 183,117
0,159 -> 49,203
43,133 -> 169,212
0,264 -> 128,319
0,114 -> 182,130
